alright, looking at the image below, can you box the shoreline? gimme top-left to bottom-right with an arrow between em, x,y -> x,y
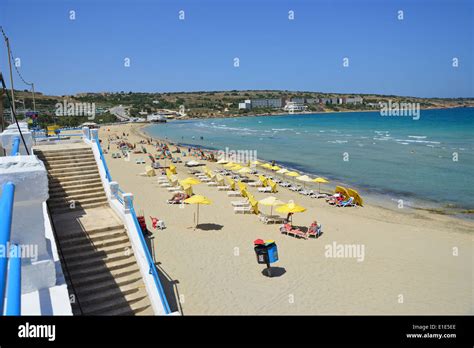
174,105 -> 472,121
138,123 -> 474,222
99,122 -> 473,314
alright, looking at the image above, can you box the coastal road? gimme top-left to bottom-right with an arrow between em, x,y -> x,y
110,105 -> 130,122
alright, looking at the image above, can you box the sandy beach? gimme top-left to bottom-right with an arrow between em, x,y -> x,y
98,122 -> 473,315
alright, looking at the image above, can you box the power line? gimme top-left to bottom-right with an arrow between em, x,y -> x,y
0,26 -> 33,87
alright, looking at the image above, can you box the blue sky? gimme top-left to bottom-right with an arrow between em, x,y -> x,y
0,0 -> 472,97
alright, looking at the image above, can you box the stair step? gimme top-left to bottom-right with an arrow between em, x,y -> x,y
61,234 -> 130,253
48,168 -> 99,178
37,153 -> 95,161
45,159 -> 97,169
76,280 -> 146,307
49,178 -> 103,191
61,241 -> 131,262
48,190 -> 106,203
65,259 -> 139,280
48,165 -> 99,175
65,248 -> 133,270
70,272 -> 143,297
98,297 -> 153,316
49,173 -> 101,183
81,289 -> 149,315
49,201 -> 108,214
49,186 -> 104,198
57,224 -> 124,239
48,195 -> 108,208
59,228 -> 126,247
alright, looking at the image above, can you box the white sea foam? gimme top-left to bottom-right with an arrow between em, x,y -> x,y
408,135 -> 427,139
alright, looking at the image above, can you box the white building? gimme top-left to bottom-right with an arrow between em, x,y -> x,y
238,100 -> 252,110
284,101 -> 307,113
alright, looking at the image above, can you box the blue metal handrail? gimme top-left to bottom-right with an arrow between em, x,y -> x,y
92,132 -> 171,314
130,205 -> 171,314
94,134 -> 112,182
0,182 -> 16,315
5,244 -> 21,315
10,137 -> 20,156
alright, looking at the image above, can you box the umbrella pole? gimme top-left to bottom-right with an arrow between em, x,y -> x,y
197,204 -> 199,227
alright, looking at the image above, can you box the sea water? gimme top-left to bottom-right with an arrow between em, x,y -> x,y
144,108 -> 474,217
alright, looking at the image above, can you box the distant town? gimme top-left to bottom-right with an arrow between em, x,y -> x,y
1,89 -> 473,129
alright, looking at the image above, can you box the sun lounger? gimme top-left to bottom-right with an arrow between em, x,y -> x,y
336,197 -> 355,207
307,223 -> 322,238
279,223 -> 307,239
167,186 -> 182,192
227,191 -> 242,197
257,186 -> 272,193
234,206 -> 253,214
259,213 -> 287,224
289,185 -> 302,192
207,181 -> 218,186
299,189 -> 313,196
231,200 -> 250,207
248,181 -> 263,187
218,185 -> 231,191
310,193 -> 328,199
280,182 -> 291,187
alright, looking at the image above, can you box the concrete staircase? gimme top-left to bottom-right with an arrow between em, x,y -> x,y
35,146 -> 108,214
34,144 -> 154,315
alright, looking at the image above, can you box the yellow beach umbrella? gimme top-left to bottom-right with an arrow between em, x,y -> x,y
276,200 -> 306,223
313,177 -> 329,193
271,165 -> 281,171
296,175 -> 313,188
285,171 -> 300,177
276,168 -> 289,174
169,164 -> 177,174
179,177 -> 201,186
224,162 -> 235,168
347,188 -> 363,206
238,167 -> 252,174
231,164 -> 243,171
251,160 -> 262,165
259,196 -> 284,215
261,163 -> 273,169
184,195 -> 212,227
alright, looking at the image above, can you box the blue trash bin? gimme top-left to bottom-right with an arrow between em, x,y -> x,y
267,243 -> 279,264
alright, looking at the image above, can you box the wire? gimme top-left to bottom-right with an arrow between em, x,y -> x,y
0,26 -> 33,88
0,72 -> 30,155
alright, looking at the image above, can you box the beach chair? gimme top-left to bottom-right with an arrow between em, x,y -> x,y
227,191 -> 242,197
280,181 -> 291,187
307,222 -> 322,238
234,206 -> 253,214
336,197 -> 355,207
231,200 -> 250,207
309,192 -> 328,199
299,189 -> 313,196
279,223 -> 307,239
289,185 -> 302,192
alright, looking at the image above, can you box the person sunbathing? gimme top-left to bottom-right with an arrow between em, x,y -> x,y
167,192 -> 188,204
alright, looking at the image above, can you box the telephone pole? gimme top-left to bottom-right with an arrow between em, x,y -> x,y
31,82 -> 36,112
5,37 -> 16,123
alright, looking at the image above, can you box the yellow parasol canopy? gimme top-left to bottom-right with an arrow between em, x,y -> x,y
313,177 -> 329,193
184,194 -> 212,205
276,200 -> 307,214
285,171 -> 300,177
271,165 -> 281,171
179,177 -> 201,186
259,196 -> 284,215
184,195 -> 212,227
238,167 -> 252,174
276,168 -> 289,174
347,188 -> 363,206
261,163 -> 273,169
231,164 -> 243,171
251,160 -> 262,165
224,162 -> 235,168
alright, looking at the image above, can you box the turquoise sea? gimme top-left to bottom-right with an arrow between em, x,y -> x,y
144,108 -> 474,218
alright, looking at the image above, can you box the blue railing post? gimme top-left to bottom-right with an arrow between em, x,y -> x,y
5,244 -> 21,316
10,137 -> 20,156
94,133 -> 112,182
0,182 -> 16,314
